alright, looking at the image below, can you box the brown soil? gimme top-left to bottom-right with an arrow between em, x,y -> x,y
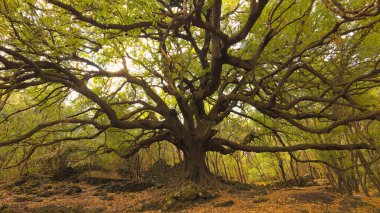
0,178 -> 379,213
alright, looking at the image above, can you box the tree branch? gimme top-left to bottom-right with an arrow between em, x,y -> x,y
210,137 -> 375,153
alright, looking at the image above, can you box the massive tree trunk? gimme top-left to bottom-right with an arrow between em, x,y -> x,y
180,139 -> 220,186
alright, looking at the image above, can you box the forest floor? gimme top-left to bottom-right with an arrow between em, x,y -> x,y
0,171 -> 379,213
0,160 -> 380,213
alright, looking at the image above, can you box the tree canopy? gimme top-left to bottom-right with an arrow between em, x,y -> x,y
0,0 -> 379,185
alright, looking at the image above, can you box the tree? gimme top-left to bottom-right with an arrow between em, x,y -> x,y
0,0 -> 379,185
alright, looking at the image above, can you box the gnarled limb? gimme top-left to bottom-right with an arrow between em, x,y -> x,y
209,137 -> 375,153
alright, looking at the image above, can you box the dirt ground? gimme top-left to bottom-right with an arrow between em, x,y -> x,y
1,177 -> 380,213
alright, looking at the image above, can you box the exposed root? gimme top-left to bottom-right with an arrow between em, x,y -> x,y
161,182 -> 219,211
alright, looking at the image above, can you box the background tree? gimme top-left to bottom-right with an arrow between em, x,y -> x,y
0,0 -> 379,186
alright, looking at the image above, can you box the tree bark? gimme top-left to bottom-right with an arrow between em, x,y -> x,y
181,140 -> 220,186
276,154 -> 287,181
356,150 -> 380,193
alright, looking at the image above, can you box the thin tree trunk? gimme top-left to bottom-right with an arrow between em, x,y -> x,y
276,154 -> 287,181
356,150 -> 380,193
289,157 -> 298,179
326,166 -> 337,189
221,157 -> 229,179
356,165 -> 370,197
